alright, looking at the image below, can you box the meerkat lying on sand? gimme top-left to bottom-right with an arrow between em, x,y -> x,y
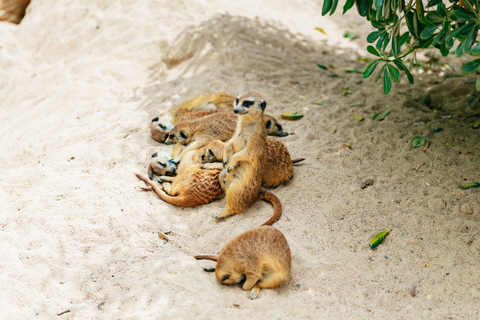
194,226 -> 291,300
214,92 -> 267,219
150,102 -> 289,143
150,93 -> 234,143
164,111 -> 239,163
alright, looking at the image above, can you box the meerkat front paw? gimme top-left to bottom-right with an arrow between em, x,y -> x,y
249,286 -> 261,300
213,212 -> 226,219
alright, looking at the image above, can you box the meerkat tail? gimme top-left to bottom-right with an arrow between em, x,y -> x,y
259,191 -> 283,226
194,255 -> 219,261
135,173 -> 191,206
291,157 -> 306,164
148,164 -> 154,180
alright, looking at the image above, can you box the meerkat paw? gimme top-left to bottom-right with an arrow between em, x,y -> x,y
202,266 -> 215,272
249,286 -> 261,300
213,209 -> 235,219
169,158 -> 180,165
212,212 -> 226,219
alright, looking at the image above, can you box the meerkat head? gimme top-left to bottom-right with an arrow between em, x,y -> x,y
150,116 -> 175,143
149,150 -> 177,176
215,263 -> 246,285
234,92 -> 266,116
164,128 -> 189,145
264,115 -> 289,137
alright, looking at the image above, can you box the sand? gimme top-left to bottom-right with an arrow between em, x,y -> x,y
1,0 -> 479,318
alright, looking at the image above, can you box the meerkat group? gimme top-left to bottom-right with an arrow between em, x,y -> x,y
135,92 -> 304,299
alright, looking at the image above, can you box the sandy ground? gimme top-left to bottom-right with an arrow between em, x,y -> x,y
1,0 -> 480,318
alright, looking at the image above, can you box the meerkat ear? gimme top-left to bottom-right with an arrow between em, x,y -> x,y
260,101 -> 266,110
180,130 -> 187,139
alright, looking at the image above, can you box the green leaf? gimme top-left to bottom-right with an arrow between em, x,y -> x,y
329,0 -> 339,15
367,30 -> 385,43
373,0 -> 384,10
363,60 -> 379,78
462,0 -> 476,14
477,76 -> 480,92
393,60 -> 414,84
375,64 -> 387,82
317,64 -> 328,70
382,33 -> 391,52
369,230 -> 391,248
322,0 -> 332,15
421,25 -> 441,40
416,0 -> 424,20
462,59 -> 480,73
377,109 -> 390,120
426,12 -> 444,24
456,26 -> 476,58
426,0 -> 442,8
397,32 -> 410,47
343,31 -> 359,41
452,9 -> 476,23
387,64 -> 400,82
431,28 -> 445,47
459,182 -> 480,189
355,0 -> 368,17
383,68 -> 392,95
392,36 -> 400,56
343,0 -> 355,14
440,41 -> 449,56
446,23 -> 471,42
411,136 -> 426,148
367,45 -> 381,57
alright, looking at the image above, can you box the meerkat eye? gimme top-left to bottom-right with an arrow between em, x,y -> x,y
159,124 -> 167,130
235,98 -> 239,105
180,131 -> 187,139
260,101 -> 266,110
158,162 -> 166,168
265,120 -> 272,129
242,100 -> 254,107
221,274 -> 230,281
151,152 -> 158,158
152,117 -> 159,122
208,149 -> 215,157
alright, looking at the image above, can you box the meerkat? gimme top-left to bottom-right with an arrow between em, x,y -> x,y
150,93 -> 235,143
147,143 -> 185,179
151,106 -> 289,143
194,226 -> 291,300
164,111 -> 239,163
214,92 -> 268,219
202,139 -> 305,188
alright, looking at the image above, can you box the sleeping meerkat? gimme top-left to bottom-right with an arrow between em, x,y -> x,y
202,139 -> 305,188
151,104 -> 289,143
194,226 -> 291,300
150,93 -> 235,143
164,111 -> 239,163
215,92 -> 268,219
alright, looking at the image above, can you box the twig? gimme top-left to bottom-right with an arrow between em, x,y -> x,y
467,234 -> 475,246
57,310 -> 71,316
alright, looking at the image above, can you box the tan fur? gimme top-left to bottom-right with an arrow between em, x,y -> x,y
150,93 -> 234,143
216,92 -> 267,219
203,138 -> 295,188
165,111 -> 239,162
195,226 -> 291,299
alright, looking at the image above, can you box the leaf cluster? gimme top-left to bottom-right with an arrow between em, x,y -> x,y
322,0 -> 480,94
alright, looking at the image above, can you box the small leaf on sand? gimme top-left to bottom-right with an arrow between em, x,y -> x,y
341,87 -> 351,95
315,27 -> 327,35
357,57 -> 373,63
344,143 -> 352,149
343,31 -> 359,41
361,179 -> 374,189
354,112 -> 364,121
313,102 -> 324,106
281,111 -> 304,120
422,140 -> 430,152
317,64 -> 328,70
369,229 -> 391,248
373,109 -> 390,121
473,119 -> 480,129
411,136 -> 426,148
459,182 -> 480,189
